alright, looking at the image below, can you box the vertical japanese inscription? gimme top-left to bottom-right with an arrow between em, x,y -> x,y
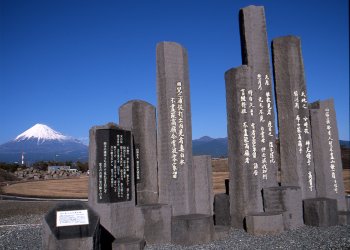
256,73 -> 276,180
325,108 -> 338,193
293,90 -> 314,191
134,143 -> 141,183
169,81 -> 186,179
96,129 -> 132,203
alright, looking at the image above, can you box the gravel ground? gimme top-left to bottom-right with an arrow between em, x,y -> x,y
0,201 -> 349,250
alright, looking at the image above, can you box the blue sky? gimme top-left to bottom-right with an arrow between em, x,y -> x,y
0,0 -> 349,144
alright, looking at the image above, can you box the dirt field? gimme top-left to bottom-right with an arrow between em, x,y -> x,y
1,160 -> 349,197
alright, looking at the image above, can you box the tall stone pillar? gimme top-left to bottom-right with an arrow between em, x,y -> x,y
156,41 -> 195,216
272,36 -> 316,199
239,5 -> 279,187
309,99 -> 347,211
119,100 -> 158,205
225,65 -> 264,228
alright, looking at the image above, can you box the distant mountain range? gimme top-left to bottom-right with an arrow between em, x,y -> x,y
0,124 -> 88,163
0,124 -> 348,163
192,136 -> 228,158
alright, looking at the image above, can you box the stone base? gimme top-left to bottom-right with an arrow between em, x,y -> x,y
338,211 -> 350,225
346,195 -> 350,211
263,186 -> 304,230
171,214 -> 214,245
214,193 -> 230,226
42,221 -> 96,250
214,225 -> 230,240
303,198 -> 338,227
42,201 -> 100,250
245,212 -> 284,235
135,204 -> 172,244
112,237 -> 145,250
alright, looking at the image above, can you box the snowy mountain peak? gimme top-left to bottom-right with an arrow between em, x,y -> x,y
15,124 -> 70,143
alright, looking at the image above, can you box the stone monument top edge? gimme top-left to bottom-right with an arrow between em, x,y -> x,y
119,99 -> 155,109
89,123 -> 132,132
272,35 -> 301,45
224,65 -> 252,78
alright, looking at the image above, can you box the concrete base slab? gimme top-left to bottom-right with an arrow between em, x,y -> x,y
171,214 -> 214,245
338,211 -> 350,225
245,212 -> 284,235
112,237 -> 145,250
135,204 -> 172,244
303,198 -> 338,227
214,193 -> 230,226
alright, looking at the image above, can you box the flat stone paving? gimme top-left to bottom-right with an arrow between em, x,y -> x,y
0,201 -> 349,250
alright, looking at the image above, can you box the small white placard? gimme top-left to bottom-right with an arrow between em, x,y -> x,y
56,210 -> 89,227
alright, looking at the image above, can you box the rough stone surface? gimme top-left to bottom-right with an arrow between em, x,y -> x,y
42,201 -> 100,250
88,123 -> 138,238
309,99 -> 347,211
119,100 -> 158,205
245,212 -> 284,235
193,155 -> 213,215
263,186 -> 304,230
272,36 -> 316,199
338,211 -> 350,225
135,204 -> 172,244
213,193 -> 230,226
156,41 -> 195,216
225,66 -> 264,228
239,5 -> 279,188
213,225 -> 230,241
303,198 -> 338,227
113,237 -> 145,250
171,214 -> 214,246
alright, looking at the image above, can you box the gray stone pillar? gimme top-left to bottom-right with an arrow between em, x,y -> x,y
193,155 -> 213,215
272,36 -> 316,199
309,99 -> 347,211
239,5 -> 279,187
119,100 -> 158,205
225,65 -> 264,228
156,41 -> 195,216
88,123 -> 138,238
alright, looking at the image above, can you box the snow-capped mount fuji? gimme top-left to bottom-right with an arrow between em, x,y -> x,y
0,124 -> 88,163
15,124 -> 70,143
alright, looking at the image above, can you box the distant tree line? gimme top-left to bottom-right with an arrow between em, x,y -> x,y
0,161 -> 89,172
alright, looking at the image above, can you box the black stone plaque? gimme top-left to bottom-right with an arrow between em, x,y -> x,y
96,128 -> 132,203
134,143 -> 141,183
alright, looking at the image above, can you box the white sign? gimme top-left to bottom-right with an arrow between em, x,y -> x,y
56,210 -> 89,227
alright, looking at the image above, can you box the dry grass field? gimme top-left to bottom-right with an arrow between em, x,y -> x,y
1,160 -> 349,198
1,176 -> 88,198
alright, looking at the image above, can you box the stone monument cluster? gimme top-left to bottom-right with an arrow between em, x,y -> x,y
42,5 -> 349,249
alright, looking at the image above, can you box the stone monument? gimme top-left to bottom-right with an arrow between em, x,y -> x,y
225,5 -> 280,231
88,123 -> 143,247
119,100 -> 158,204
309,99 -> 347,212
272,36 -> 316,199
157,41 -> 214,244
156,41 -> 195,215
239,5 -> 279,187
